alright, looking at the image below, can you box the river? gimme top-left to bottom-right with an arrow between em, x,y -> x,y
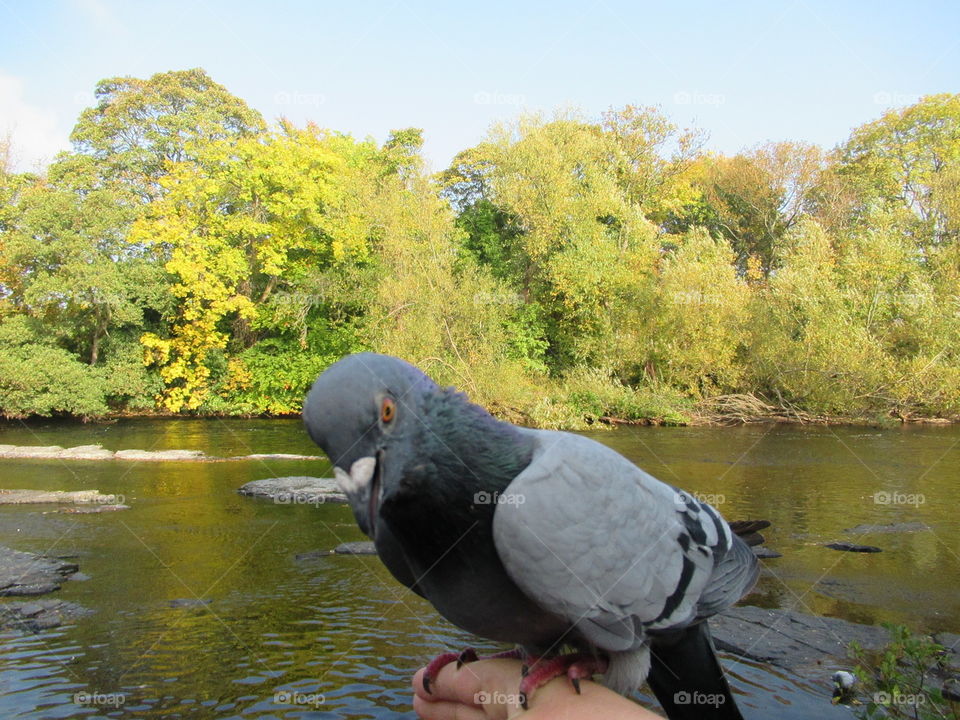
0,418 -> 956,718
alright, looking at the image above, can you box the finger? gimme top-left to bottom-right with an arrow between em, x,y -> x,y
413,694 -> 488,720
413,662 -> 487,705
413,659 -> 526,720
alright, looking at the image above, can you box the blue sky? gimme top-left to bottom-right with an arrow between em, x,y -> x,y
1,0 -> 958,172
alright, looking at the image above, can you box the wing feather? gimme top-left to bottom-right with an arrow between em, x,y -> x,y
492,430 -> 756,653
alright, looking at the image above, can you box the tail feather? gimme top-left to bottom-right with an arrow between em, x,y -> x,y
647,621 -> 746,720
728,519 -> 770,548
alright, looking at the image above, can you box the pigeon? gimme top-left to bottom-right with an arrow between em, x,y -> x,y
303,353 -> 760,719
831,670 -> 858,705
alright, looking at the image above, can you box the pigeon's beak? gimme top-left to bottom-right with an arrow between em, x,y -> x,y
333,456 -> 376,494
333,454 -> 384,540
368,450 -> 384,539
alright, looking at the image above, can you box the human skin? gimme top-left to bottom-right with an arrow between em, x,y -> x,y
411,658 -> 664,720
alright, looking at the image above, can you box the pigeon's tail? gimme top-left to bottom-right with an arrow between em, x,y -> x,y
647,621 -> 745,720
728,519 -> 770,548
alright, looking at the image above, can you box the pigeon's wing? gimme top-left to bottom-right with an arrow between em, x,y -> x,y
492,430 -> 756,653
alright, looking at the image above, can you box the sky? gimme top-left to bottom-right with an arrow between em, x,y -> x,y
1,0 -> 958,173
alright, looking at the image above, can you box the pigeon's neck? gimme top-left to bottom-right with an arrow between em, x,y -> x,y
418,387 -> 535,499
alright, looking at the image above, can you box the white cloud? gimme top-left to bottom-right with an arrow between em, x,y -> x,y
0,71 -> 72,173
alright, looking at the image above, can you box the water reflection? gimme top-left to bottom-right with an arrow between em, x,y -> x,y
0,418 -> 956,718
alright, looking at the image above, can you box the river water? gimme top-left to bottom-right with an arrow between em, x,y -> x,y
0,418 -> 956,719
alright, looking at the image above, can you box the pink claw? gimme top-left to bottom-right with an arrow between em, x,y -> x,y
422,647 -> 525,694
422,651 -> 460,694
518,653 -> 608,709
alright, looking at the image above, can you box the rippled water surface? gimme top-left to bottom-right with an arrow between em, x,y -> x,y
0,418 -> 957,718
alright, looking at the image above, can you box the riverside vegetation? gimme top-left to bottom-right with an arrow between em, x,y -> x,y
1,69 -> 958,427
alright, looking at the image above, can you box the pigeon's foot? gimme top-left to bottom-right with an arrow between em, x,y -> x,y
518,653 -> 608,709
421,647 -> 525,694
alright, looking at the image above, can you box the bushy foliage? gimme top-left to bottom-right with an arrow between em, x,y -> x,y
847,624 -> 959,719
0,72 -> 957,424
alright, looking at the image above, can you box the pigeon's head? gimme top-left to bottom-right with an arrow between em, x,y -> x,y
302,352 -> 438,538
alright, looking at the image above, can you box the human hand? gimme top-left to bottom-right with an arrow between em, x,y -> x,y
412,658 -> 662,720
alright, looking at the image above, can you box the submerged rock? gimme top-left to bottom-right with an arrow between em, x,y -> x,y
168,598 -> 212,609
752,546 -> 783,559
0,598 -> 91,631
238,477 -> 346,505
824,542 -> 883,553
56,504 -> 130,514
0,546 -> 79,596
843,521 -> 929,534
333,541 -> 376,555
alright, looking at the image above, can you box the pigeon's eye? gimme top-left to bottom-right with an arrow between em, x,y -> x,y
381,397 -> 396,423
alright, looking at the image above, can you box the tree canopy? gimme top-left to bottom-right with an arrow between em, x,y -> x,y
1,71 -> 957,425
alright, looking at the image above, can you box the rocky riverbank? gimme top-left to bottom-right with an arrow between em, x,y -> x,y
0,545 -> 90,631
0,443 -> 322,462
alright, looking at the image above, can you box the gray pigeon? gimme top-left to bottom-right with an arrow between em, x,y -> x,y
303,353 -> 759,719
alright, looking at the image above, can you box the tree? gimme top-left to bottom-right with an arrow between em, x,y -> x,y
837,93 -> 960,248
443,111 -> 663,374
686,142 -> 825,273
600,104 -> 704,223
70,68 -> 265,201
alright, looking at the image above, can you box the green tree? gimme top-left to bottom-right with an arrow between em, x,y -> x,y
838,93 -> 960,248
70,68 -> 265,201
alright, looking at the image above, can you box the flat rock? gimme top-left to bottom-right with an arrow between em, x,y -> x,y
56,444 -> 116,460
824,542 -> 883,553
0,489 -> 123,505
843,521 -> 929,534
237,477 -> 346,504
240,453 -> 322,461
0,444 -> 326,462
713,606 -> 891,678
114,448 -> 206,461
0,598 -> 91,631
0,546 -> 79,597
0,445 -> 65,458
334,541 -> 377,555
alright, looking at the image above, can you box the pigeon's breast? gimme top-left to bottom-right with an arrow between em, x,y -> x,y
377,500 -> 571,649
411,534 -> 572,648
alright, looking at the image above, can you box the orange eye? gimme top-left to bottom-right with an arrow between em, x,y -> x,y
381,397 -> 396,423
